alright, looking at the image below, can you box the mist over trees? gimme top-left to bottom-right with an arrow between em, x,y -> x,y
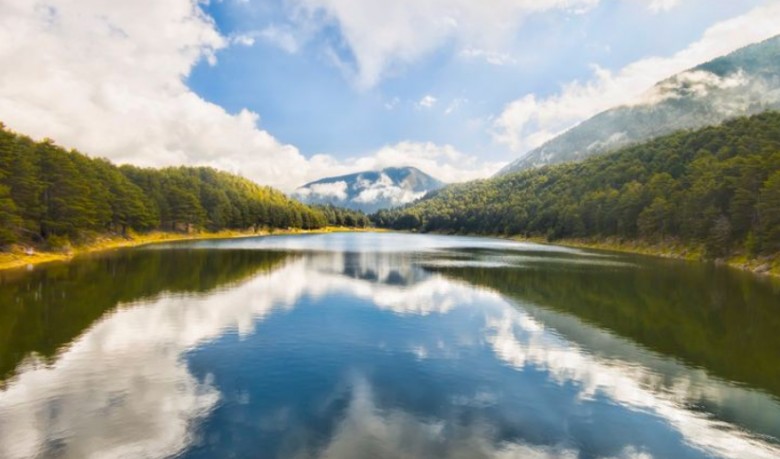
0,123 -> 365,249
374,112 -> 780,259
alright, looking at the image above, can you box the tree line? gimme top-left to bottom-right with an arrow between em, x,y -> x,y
374,112 -> 780,258
313,204 -> 371,228
0,123 -> 368,249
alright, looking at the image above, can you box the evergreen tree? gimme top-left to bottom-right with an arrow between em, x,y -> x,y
374,112 -> 780,258
757,171 -> 780,252
0,122 -> 368,248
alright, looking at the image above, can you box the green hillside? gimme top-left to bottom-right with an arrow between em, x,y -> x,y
499,35 -> 780,176
375,112 -> 780,259
0,123 -> 357,249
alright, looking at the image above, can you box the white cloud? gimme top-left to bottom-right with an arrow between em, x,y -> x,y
493,2 -> 780,154
350,173 -> 427,206
296,180 -> 349,200
259,24 -> 302,53
292,0 -> 600,89
646,0 -> 680,13
0,0 -> 316,191
418,95 -> 437,109
231,32 -> 256,47
309,141 -> 505,184
0,0 -> 501,193
641,69 -> 751,104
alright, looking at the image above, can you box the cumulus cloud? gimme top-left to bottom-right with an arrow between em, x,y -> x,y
296,180 -> 349,200
418,95 -> 437,109
0,0 -> 500,193
0,0 -> 318,191
493,2 -> 780,154
351,173 -> 425,205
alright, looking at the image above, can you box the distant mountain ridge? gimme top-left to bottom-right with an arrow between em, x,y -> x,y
499,35 -> 780,176
294,166 -> 444,213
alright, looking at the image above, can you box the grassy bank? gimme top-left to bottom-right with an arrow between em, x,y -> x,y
513,236 -> 780,278
0,227 -> 371,273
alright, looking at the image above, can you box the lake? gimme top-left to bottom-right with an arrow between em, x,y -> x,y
1,232 -> 779,459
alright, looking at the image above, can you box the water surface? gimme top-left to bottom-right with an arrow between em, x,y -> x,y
1,232 -> 779,458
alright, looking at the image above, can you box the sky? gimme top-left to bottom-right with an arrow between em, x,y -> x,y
1,0 -> 780,191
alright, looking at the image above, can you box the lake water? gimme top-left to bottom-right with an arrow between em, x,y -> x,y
1,232 -> 779,459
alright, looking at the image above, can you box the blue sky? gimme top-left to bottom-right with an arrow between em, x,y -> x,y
0,0 -> 778,190
189,0 -> 764,162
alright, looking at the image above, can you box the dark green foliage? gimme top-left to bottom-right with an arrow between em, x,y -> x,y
757,171 -> 780,252
0,184 -> 19,246
314,204 -> 371,228
374,112 -> 780,258
0,123 -> 364,248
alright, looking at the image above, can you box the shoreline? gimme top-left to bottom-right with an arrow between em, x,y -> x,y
509,235 -> 780,279
2,229 -> 777,279
0,227 -> 371,273
396,230 -> 780,279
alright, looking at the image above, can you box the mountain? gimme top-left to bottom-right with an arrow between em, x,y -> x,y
374,112 -> 780,259
294,167 -> 445,213
499,35 -> 780,176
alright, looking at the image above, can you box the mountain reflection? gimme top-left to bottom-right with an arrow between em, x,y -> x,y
0,233 -> 779,459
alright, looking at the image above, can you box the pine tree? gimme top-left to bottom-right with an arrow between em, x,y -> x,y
757,171 -> 780,252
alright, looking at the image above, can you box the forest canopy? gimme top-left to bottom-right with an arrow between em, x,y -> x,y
0,123 -> 366,249
373,112 -> 780,258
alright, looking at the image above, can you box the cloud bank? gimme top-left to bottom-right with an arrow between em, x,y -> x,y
0,0 -> 497,192
493,2 -> 780,154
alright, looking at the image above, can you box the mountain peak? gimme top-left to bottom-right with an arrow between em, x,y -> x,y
294,166 -> 445,213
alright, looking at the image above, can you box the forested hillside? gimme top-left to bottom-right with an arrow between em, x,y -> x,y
375,112 -> 780,258
499,35 -> 780,176
0,124 -> 352,249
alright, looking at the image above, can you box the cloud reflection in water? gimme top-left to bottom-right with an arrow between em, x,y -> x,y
0,234 -> 778,459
